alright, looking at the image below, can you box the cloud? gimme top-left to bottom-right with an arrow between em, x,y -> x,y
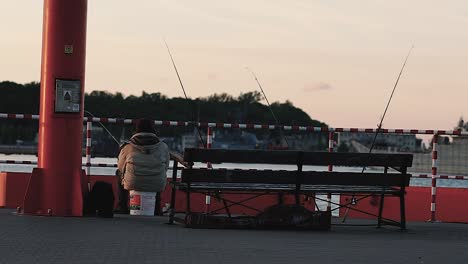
303,82 -> 333,92
208,73 -> 218,80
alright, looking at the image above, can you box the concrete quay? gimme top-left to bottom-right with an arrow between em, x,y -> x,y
1,209 -> 467,264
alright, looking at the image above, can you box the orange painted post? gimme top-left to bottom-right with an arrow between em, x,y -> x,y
21,0 -> 88,216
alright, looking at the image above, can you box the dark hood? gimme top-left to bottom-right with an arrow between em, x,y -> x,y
130,132 -> 160,146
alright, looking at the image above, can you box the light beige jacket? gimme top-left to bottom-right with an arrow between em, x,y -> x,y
117,133 -> 170,192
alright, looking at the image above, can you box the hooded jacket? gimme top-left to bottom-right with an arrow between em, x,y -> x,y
117,132 -> 170,192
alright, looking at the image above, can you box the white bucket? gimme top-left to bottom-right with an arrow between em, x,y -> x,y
129,190 -> 156,216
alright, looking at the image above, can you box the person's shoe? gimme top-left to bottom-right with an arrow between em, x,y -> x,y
120,209 -> 130,215
115,207 -> 130,215
97,209 -> 114,218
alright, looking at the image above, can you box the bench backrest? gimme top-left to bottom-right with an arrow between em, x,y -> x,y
184,148 -> 300,165
182,148 -> 412,187
183,148 -> 413,168
182,169 -> 410,187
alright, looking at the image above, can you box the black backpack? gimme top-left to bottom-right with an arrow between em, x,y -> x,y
86,181 -> 115,218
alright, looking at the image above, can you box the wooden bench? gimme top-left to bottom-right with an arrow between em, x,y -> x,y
168,148 -> 412,230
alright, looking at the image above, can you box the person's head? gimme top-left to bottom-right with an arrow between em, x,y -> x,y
135,118 -> 156,134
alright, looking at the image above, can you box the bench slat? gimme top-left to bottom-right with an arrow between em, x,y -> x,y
184,148 -> 300,164
302,152 -> 413,167
182,168 -> 298,184
301,171 -> 410,186
181,168 -> 410,187
177,183 -> 401,194
183,148 -> 413,167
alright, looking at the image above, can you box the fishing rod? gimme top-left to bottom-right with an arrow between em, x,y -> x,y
362,45 -> 414,158
85,110 -> 185,170
84,110 -> 121,146
246,67 -> 280,124
164,39 -> 206,148
245,67 -> 289,149
83,110 -> 122,191
342,45 -> 414,222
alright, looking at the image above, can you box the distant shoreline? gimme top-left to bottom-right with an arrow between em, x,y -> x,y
0,145 -> 37,155
0,145 -> 90,156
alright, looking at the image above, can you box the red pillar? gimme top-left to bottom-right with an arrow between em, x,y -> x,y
21,0 -> 88,216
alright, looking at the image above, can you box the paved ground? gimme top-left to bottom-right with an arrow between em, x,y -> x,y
0,209 -> 467,264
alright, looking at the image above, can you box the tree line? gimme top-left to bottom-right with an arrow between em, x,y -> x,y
0,81 -> 327,147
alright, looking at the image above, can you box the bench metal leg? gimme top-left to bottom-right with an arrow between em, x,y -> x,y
278,193 -> 284,205
185,184 -> 191,224
168,160 -> 178,224
169,189 -> 176,224
400,191 -> 406,230
221,198 -> 232,219
377,194 -> 385,228
378,166 -> 387,228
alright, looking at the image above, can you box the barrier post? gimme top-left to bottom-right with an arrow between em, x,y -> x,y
430,134 -> 439,222
327,132 -> 334,211
85,121 -> 92,190
205,126 -> 213,212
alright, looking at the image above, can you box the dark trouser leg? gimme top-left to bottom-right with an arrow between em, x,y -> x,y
118,183 -> 129,213
154,192 -> 162,216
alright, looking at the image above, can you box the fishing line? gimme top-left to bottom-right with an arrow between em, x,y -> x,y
363,45 -> 414,158
245,67 -> 280,124
245,67 -> 289,149
84,110 -> 121,146
164,39 -> 207,148
342,45 -> 414,222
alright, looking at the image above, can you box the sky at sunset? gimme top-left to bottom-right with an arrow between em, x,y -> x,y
1,1 -> 468,130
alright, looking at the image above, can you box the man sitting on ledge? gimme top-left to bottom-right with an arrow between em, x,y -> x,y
116,118 -> 170,214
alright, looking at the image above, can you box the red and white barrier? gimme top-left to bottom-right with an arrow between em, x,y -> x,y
0,160 -> 37,165
411,174 -> 468,180
82,163 -> 117,168
0,160 -> 117,167
430,135 -> 438,222
0,113 -> 39,120
85,122 -> 92,191
205,127 -> 213,212
206,127 -> 213,168
2,112 -> 468,135
3,112 -> 468,220
327,132 -> 334,211
85,121 -> 92,176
